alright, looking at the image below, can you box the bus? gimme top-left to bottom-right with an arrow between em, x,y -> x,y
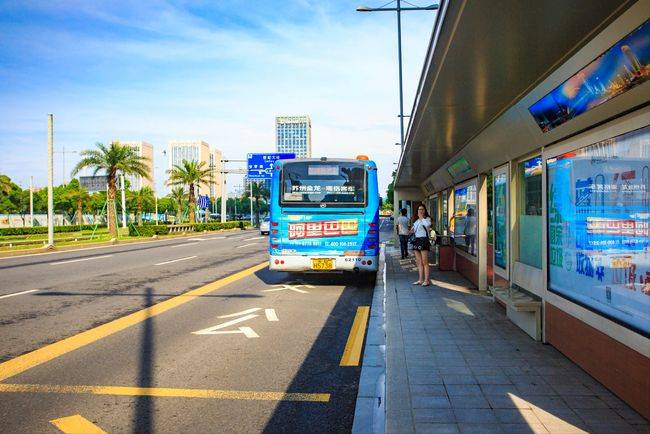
268,156 -> 380,278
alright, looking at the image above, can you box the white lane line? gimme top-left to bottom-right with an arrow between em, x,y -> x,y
154,255 -> 197,266
192,314 -> 259,334
218,308 -> 261,318
265,309 -> 279,322
0,289 -> 39,300
236,243 -> 259,249
50,255 -> 113,265
171,242 -> 199,248
243,236 -> 265,241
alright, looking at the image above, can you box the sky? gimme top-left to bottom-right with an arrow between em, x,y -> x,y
0,0 -> 436,196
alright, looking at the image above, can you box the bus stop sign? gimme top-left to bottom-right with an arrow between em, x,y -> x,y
247,153 -> 295,180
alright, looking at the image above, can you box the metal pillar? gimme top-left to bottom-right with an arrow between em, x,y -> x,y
220,170 -> 227,223
47,114 -> 54,247
249,181 -> 253,226
120,173 -> 127,228
396,0 -> 405,152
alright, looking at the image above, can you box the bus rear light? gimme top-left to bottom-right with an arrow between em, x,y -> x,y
344,250 -> 364,256
274,259 -> 279,264
367,260 -> 372,265
361,260 -> 367,265
272,229 -> 278,234
369,222 -> 377,227
271,222 -> 279,226
280,260 -> 285,264
369,244 -> 377,249
368,230 -> 377,234
271,244 -> 279,248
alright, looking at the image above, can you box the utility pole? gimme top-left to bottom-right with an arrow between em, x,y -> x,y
220,167 -> 227,223
47,114 -> 54,247
249,180 -> 254,226
120,173 -> 127,229
29,176 -> 34,227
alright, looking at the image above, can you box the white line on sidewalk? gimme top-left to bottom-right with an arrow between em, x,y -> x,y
50,255 -> 113,265
154,255 -> 197,266
171,242 -> 199,248
236,243 -> 258,249
0,289 -> 39,300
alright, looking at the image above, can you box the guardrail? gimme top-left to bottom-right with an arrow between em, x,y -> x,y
167,225 -> 196,234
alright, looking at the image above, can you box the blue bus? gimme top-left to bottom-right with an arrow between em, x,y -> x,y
268,156 -> 380,277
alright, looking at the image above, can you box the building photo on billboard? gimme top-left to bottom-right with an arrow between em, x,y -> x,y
530,19 -> 649,132
547,125 -> 650,336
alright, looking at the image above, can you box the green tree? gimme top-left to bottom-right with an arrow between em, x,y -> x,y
242,182 -> 269,226
167,160 -> 211,224
386,170 -> 396,209
72,142 -> 151,238
63,179 -> 90,225
169,186 -> 186,223
129,187 -> 155,226
0,174 -> 12,195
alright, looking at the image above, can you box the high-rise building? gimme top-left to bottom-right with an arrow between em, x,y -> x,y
276,115 -> 312,158
167,140 -> 223,199
121,141 -> 154,191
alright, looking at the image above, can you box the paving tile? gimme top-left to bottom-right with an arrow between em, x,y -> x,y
413,408 -> 456,424
449,395 -> 491,409
500,423 -> 549,434
475,374 -> 512,385
411,384 -> 448,397
446,384 -> 483,396
486,395 -> 534,409
453,408 -> 498,424
614,407 -> 650,425
457,423 -> 504,433
443,374 -> 478,385
494,409 -> 541,424
413,396 -> 452,409
415,423 -> 460,434
562,395 -> 608,410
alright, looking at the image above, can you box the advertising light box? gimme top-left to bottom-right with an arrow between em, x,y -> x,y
546,126 -> 650,336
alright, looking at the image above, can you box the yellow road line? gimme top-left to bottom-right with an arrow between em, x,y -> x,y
340,306 -> 370,366
0,262 -> 268,382
0,383 -> 330,403
50,414 -> 107,434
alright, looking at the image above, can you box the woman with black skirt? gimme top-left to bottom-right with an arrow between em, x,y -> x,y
410,204 -> 431,286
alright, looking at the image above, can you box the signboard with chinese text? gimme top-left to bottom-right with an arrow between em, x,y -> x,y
247,153 -> 295,180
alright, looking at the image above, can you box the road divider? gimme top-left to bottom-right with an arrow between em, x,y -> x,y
340,306 -> 370,366
154,255 -> 197,266
0,289 -> 39,300
50,414 -> 106,434
0,261 -> 267,382
0,383 -> 330,403
49,255 -> 113,265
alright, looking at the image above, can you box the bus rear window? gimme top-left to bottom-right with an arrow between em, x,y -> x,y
281,161 -> 366,205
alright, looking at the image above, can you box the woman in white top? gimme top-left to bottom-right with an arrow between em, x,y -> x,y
409,204 -> 432,286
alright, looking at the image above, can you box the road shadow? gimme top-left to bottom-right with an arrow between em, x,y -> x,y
134,286 -> 155,433
35,291 -> 262,299
260,273 -> 375,433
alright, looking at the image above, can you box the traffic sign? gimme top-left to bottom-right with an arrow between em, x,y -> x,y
247,153 -> 295,180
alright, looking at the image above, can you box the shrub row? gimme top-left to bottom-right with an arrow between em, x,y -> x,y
0,224 -> 106,237
129,221 -> 250,237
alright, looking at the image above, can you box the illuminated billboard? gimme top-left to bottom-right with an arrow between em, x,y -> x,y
530,19 -> 649,132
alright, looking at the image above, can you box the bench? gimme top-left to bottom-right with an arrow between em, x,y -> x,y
167,225 -> 195,234
492,286 -> 542,341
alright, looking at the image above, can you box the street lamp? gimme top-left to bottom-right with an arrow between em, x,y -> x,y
357,1 -> 439,154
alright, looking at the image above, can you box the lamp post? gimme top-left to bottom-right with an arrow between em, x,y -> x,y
357,1 -> 439,153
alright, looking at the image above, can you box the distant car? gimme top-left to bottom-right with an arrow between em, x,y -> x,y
260,217 -> 270,235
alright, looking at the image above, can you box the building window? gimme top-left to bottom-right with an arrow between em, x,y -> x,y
547,126 -> 649,335
518,156 -> 542,268
453,180 -> 478,256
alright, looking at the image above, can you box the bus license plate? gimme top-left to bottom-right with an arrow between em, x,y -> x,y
311,258 -> 334,270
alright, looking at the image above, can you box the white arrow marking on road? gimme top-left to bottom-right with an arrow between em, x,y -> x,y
192,313 -> 259,334
154,255 -> 197,266
218,308 -> 262,318
0,289 -> 39,300
239,327 -> 260,338
171,242 -> 199,248
265,309 -> 279,321
50,255 -> 113,265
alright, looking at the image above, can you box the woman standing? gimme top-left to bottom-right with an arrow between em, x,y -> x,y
410,204 -> 432,286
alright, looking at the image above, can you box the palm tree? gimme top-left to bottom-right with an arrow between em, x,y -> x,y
169,186 -> 186,223
167,160 -> 212,224
72,142 -> 150,238
64,180 -> 90,225
129,187 -> 155,226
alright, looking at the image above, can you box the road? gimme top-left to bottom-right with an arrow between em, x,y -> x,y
0,223 -> 391,433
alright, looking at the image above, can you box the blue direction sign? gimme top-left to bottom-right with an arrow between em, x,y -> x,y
247,153 -> 295,180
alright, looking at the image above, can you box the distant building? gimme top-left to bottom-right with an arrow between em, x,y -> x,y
167,140 -> 223,198
276,115 -> 311,158
120,141 -> 154,191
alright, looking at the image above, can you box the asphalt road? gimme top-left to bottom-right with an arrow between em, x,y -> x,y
0,223 -> 391,433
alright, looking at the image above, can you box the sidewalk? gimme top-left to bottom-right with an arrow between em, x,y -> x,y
356,244 -> 649,434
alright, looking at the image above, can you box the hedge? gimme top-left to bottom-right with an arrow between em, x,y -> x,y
0,224 -> 106,237
129,221 -> 250,237
128,225 -> 170,237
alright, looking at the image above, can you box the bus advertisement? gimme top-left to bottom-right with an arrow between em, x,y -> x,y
268,157 -> 380,277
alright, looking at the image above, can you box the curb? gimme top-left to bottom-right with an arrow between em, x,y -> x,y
352,244 -> 386,434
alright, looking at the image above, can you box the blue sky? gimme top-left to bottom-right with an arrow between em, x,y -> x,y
0,0 -> 436,195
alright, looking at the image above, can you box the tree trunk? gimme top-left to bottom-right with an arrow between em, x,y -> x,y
77,199 -> 83,225
255,197 -> 260,227
137,197 -> 143,226
107,176 -> 117,238
176,203 -> 182,223
188,183 -> 196,224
